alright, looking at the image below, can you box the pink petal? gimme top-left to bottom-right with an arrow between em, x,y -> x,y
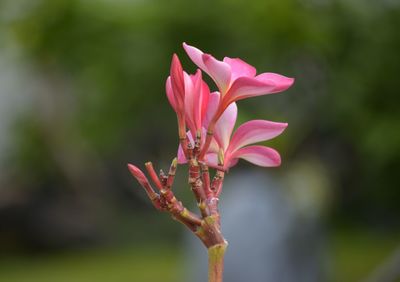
182,42 -> 207,70
256,72 -> 295,92
213,102 -> 237,151
202,54 -> 232,93
224,158 -> 239,170
165,77 -> 176,111
204,152 -> 218,168
222,73 -> 294,106
191,70 -> 206,131
177,144 -> 187,164
223,57 -> 257,81
183,72 -> 196,134
228,120 -> 288,153
176,131 -> 195,164
230,145 -> 282,167
200,79 -> 210,126
208,136 -> 221,154
223,76 -> 277,105
204,91 -> 220,129
170,54 -> 185,107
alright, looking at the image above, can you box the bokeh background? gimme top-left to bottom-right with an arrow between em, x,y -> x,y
0,0 -> 399,281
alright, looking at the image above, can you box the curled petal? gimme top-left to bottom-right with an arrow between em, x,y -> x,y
229,120 -> 288,153
183,72 -> 196,134
223,57 -> 256,81
222,74 -> 294,109
170,54 -> 185,106
229,145 -> 282,167
170,54 -> 187,137
256,72 -> 295,92
191,70 -> 208,131
202,54 -> 232,93
223,76 -> 277,105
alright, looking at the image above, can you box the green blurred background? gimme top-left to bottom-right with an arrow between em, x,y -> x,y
0,0 -> 399,281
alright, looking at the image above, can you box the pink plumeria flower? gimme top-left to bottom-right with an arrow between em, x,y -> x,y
182,43 -> 294,121
205,92 -> 288,170
178,91 -> 288,170
166,57 -> 210,139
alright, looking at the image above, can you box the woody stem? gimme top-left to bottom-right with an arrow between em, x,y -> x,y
199,121 -> 216,160
208,243 -> 228,282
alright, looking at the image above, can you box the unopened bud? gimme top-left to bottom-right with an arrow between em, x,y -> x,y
127,164 -> 148,187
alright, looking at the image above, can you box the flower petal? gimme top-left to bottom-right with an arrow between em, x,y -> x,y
202,54 -> 232,93
165,76 -> 176,111
213,102 -> 237,151
204,91 -> 220,129
183,72 -> 196,134
228,120 -> 288,153
230,145 -> 282,167
176,131 -> 195,164
204,152 -> 218,168
223,57 -> 256,81
191,70 -> 208,131
223,76 -> 277,105
200,79 -> 210,125
170,54 -> 185,107
183,43 -> 232,94
183,42 -> 207,70
256,72 -> 295,92
222,73 -> 294,107
177,144 -> 187,164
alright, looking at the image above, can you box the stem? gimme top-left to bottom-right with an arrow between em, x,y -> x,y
208,243 -> 227,282
199,121 -> 216,160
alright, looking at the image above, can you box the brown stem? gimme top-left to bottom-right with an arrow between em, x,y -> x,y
200,162 -> 212,199
189,158 -> 208,217
212,170 -> 225,197
208,243 -> 228,282
129,157 -> 228,281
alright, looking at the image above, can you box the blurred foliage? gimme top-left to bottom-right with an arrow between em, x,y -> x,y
0,0 -> 399,281
0,229 -> 397,282
0,0 -> 399,257
0,245 -> 180,282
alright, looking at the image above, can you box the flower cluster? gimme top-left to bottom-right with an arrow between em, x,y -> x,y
169,43 -> 293,170
127,43 -> 293,251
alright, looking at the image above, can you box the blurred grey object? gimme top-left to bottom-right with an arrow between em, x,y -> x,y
184,163 -> 330,282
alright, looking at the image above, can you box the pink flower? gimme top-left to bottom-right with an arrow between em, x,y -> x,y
182,43 -> 294,121
166,57 -> 211,138
178,91 -> 288,170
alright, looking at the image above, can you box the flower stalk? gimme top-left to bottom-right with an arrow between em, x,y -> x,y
208,243 -> 228,282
